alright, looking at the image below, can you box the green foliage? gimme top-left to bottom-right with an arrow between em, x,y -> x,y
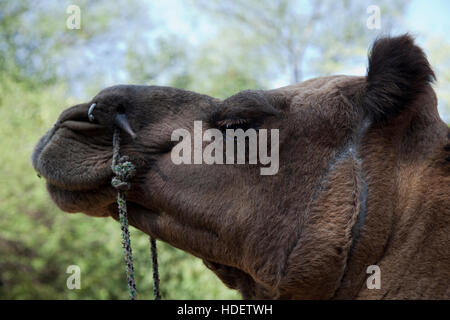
179,29 -> 269,98
191,0 -> 409,82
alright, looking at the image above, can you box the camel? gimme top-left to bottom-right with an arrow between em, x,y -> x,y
32,35 -> 450,299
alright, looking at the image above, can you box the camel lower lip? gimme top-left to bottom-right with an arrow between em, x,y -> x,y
46,181 -> 112,196
41,174 -> 110,192
46,181 -> 116,215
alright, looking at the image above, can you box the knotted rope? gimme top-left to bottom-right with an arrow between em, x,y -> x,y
111,128 -> 161,300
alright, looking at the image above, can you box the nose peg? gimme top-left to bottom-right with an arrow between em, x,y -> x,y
114,113 -> 137,139
87,103 -> 136,139
88,103 -> 96,122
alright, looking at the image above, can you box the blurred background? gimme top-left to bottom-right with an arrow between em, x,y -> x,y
0,0 -> 449,299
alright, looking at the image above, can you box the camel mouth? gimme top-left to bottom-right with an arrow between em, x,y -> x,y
32,105 -> 137,216
32,123 -> 129,216
32,124 -> 114,192
59,119 -> 105,133
46,180 -> 116,216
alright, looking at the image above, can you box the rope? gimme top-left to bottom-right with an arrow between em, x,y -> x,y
150,237 -> 161,300
112,129 -> 137,299
111,128 -> 161,300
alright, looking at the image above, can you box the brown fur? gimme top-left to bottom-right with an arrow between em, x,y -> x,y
32,35 -> 450,299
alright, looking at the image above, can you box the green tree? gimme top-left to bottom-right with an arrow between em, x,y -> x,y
192,0 -> 408,83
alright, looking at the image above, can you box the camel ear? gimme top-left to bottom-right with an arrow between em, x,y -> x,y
365,34 -> 435,121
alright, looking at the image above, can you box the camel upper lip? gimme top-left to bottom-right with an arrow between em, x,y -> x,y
57,103 -> 91,123
58,120 -> 105,132
51,102 -> 108,135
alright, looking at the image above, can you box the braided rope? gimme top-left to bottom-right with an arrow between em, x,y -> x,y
111,128 -> 161,300
150,237 -> 161,300
112,129 -> 137,300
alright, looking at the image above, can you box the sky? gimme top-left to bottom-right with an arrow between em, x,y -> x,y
148,0 -> 450,77
405,0 -> 450,39
148,0 -> 450,120
150,0 -> 450,47
72,0 -> 449,83
61,0 -> 449,119
405,0 -> 450,120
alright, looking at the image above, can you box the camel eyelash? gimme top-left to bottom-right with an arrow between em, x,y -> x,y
208,110 -> 262,132
216,118 -> 263,134
216,118 -> 249,128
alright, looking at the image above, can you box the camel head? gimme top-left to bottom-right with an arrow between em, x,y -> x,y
32,35 -> 450,299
